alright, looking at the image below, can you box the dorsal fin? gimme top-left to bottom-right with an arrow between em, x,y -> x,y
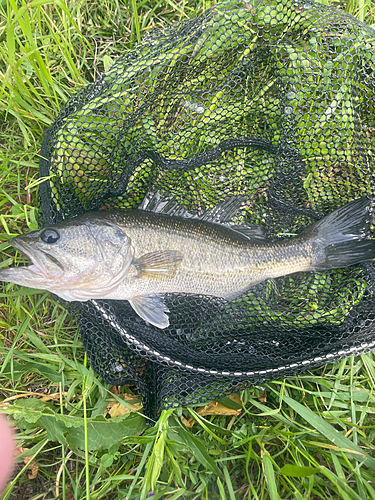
139,191 -> 268,239
199,195 -> 246,223
228,224 -> 267,241
138,191 -> 192,217
140,192 -> 246,221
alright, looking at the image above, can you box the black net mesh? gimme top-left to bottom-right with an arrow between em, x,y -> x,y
39,0 -> 375,418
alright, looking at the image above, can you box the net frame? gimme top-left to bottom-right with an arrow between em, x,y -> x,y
39,0 -> 375,418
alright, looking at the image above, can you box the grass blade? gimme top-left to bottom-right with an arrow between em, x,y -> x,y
223,464 -> 236,500
283,395 -> 375,469
262,451 -> 280,500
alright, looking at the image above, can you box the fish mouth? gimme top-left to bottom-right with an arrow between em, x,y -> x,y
10,238 -> 64,277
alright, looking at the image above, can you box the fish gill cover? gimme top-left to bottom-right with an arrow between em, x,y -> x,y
38,0 -> 375,418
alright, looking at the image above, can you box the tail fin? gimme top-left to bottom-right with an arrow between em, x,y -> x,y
302,196 -> 375,271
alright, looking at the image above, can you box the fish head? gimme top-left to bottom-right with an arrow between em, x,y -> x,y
0,216 -> 134,300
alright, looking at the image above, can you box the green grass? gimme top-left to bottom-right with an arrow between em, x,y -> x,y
1,0 -> 375,499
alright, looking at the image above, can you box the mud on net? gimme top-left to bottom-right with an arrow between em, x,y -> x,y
39,0 -> 375,418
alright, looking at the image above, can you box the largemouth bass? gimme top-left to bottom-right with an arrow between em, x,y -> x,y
0,196 -> 374,329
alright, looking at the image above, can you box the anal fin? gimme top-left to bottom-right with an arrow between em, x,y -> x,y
129,294 -> 169,329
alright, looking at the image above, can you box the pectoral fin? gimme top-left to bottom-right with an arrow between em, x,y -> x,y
134,250 -> 183,279
129,294 -> 169,329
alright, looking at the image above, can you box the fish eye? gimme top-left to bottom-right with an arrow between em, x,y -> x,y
40,228 -> 60,244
